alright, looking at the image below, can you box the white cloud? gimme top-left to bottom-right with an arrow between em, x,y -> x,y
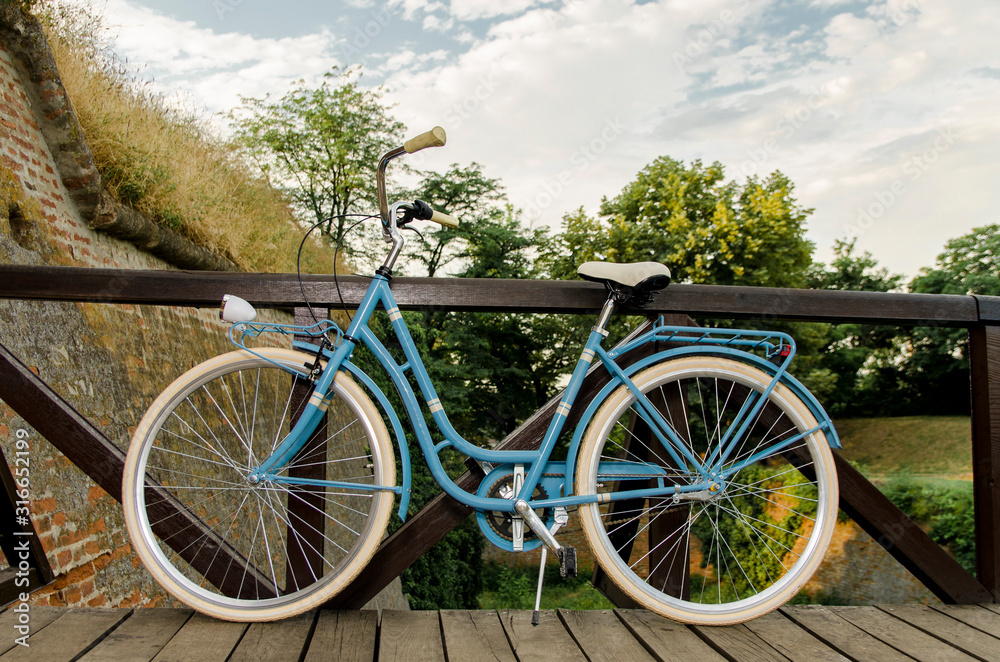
95,0 -> 342,117
447,0 -> 546,22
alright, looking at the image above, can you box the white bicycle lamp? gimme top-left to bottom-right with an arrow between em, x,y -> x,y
220,294 -> 257,322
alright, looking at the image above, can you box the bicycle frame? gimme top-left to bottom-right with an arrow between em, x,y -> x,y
234,269 -> 840,525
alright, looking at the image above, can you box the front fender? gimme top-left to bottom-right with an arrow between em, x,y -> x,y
565,346 -> 840,493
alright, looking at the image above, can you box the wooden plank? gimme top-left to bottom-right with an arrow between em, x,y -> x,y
830,452 -> 992,604
975,294 -> 1000,323
0,607 -> 65,656
0,569 -> 44,608
831,605 -> 977,662
932,604 -> 1000,636
304,610 -> 377,662
439,610 -> 515,662
228,610 -> 316,662
969,324 -> 1000,602
78,608 -> 192,662
499,610 -> 586,661
558,609 -> 656,662
877,604 -> 1000,662
984,603 -> 1000,616
377,610 -> 445,662
692,623 -> 791,662
780,605 -> 913,662
0,340 -> 127,502
742,611 -> 850,662
615,609 -> 726,661
0,608 -> 131,661
150,612 -> 247,662
0,265 -> 982,325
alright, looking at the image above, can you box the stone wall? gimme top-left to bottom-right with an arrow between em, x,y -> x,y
0,17 -> 406,611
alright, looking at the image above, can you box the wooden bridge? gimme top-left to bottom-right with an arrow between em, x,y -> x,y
0,265 -> 998,646
1,604 -> 999,661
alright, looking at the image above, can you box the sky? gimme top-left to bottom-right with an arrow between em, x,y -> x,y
74,0 -> 1000,278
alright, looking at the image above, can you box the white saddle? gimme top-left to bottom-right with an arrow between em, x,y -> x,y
577,261 -> 671,292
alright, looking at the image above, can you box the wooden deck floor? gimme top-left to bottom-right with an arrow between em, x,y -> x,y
0,604 -> 998,661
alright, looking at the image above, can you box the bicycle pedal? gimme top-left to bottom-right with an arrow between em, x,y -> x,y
557,546 -> 577,578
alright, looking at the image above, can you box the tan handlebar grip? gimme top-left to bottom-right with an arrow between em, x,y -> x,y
431,209 -> 459,228
404,126 -> 447,154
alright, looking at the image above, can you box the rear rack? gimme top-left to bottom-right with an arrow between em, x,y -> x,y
609,318 -> 795,363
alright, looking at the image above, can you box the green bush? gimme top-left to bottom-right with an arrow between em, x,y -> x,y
881,474 -> 975,574
478,560 -> 614,610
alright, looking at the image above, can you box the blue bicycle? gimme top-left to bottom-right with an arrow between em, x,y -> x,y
123,128 -> 840,624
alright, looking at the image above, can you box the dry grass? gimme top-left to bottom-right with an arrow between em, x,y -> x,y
38,2 -> 340,273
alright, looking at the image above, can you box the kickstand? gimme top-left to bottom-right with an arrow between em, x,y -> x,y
531,507 -> 568,626
531,546 -> 548,626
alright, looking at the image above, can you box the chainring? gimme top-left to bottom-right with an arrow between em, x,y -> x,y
482,474 -> 549,542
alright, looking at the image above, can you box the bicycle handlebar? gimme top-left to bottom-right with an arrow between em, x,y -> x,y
406,199 -> 459,228
429,208 -> 459,228
377,127 -> 458,271
404,126 -> 447,153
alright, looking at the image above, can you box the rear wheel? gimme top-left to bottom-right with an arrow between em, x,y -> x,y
576,356 -> 837,625
123,348 -> 395,621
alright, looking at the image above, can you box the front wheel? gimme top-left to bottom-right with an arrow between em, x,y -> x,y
123,348 -> 396,621
576,356 -> 838,625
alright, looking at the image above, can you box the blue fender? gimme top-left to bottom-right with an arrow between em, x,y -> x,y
564,345 -> 840,494
293,341 -> 412,521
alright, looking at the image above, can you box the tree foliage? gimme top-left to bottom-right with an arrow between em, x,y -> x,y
809,225 -> 1000,417
402,162 -> 507,278
230,68 -> 404,254
544,157 -> 814,288
901,223 -> 1000,415
806,240 -> 906,416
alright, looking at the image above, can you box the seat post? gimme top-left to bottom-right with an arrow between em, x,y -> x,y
593,296 -> 617,336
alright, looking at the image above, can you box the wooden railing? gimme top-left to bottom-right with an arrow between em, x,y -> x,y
1,264 -> 998,607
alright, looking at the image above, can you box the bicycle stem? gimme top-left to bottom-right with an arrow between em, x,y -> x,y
376,146 -> 406,224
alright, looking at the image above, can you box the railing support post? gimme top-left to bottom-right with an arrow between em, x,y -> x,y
970,324 -> 1000,601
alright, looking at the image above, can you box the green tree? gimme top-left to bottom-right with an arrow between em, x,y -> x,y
582,157 -> 814,287
230,67 -> 404,255
902,223 -> 1000,415
807,239 -> 907,417
541,157 -> 824,392
402,162 -> 507,277
911,223 -> 1000,296
809,225 -> 1000,417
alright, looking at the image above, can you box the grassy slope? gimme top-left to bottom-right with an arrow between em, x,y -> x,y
40,3 -> 340,274
834,416 -> 972,478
